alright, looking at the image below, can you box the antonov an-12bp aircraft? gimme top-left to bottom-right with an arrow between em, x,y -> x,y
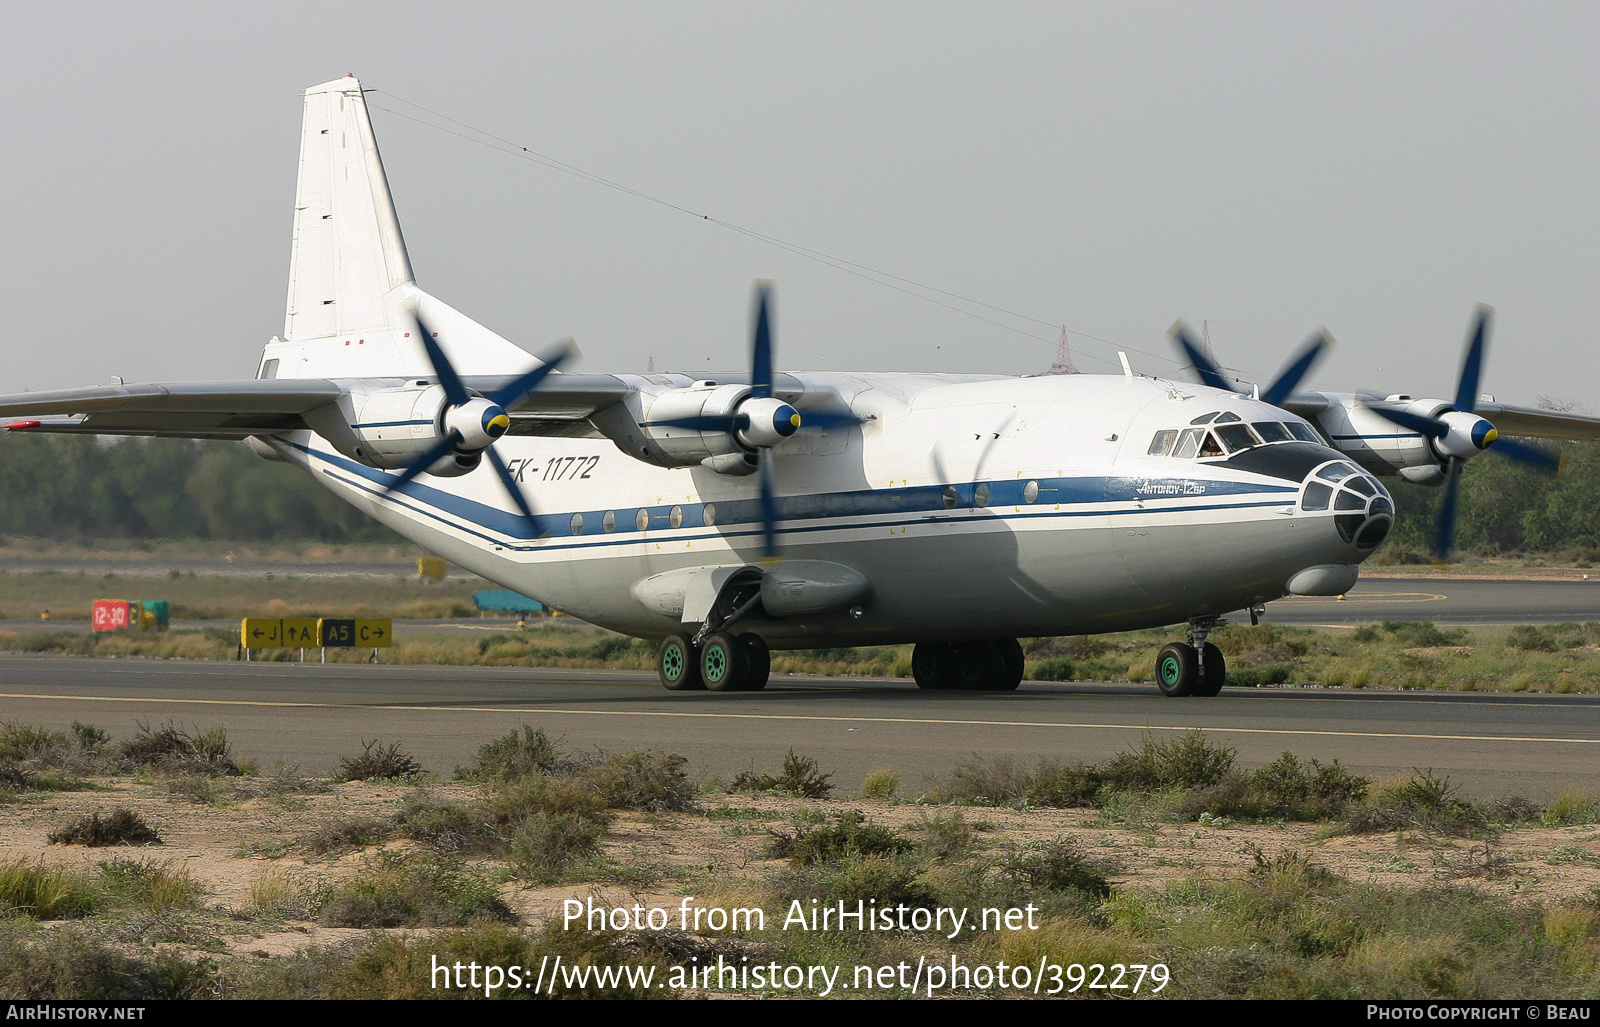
5,75 -> 1600,696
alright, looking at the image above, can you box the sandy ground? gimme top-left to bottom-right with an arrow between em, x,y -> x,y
4,776 -> 1598,960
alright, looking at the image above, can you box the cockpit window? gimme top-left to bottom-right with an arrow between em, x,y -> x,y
1148,429 -> 1178,456
1190,411 -> 1221,425
1173,428 -> 1203,458
1214,423 -> 1261,453
1317,462 -> 1359,483
1287,422 -> 1323,444
1197,431 -> 1225,458
1214,411 -> 1241,423
1253,421 -> 1291,442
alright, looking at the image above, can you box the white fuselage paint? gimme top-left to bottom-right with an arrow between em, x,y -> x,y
270,370 -> 1383,649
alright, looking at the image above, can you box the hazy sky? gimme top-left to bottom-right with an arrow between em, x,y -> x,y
3,2 -> 1596,408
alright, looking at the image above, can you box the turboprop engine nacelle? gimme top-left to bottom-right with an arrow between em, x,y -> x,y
300,383 -> 505,476
1314,395 -> 1494,485
635,382 -> 800,475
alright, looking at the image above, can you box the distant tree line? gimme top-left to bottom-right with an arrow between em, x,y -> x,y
0,435 -> 397,542
0,433 -> 1595,553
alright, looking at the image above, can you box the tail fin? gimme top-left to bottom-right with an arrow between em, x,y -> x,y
263,74 -> 536,380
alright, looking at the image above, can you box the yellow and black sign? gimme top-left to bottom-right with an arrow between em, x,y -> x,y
242,617 -> 395,649
316,618 -> 393,648
281,618 -> 318,646
241,618 -> 283,648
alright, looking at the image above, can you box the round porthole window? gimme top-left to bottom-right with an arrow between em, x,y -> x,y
669,506 -> 683,528
569,513 -> 584,535
1023,480 -> 1039,503
942,486 -> 958,509
602,510 -> 616,533
635,508 -> 649,531
974,484 -> 990,508
703,503 -> 717,526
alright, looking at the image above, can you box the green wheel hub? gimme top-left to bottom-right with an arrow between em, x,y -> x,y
1160,656 -> 1182,687
703,643 -> 729,683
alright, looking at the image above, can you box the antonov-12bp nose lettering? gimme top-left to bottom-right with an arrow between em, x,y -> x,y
5,75 -> 1598,696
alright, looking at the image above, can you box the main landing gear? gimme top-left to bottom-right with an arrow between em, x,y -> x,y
911,639 -> 1024,691
657,631 -> 771,692
1155,617 -> 1226,698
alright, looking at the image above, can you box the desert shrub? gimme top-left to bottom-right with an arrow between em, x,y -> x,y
1383,621 -> 1468,648
295,816 -> 393,855
316,852 -> 515,928
1540,787 -> 1599,827
1345,769 -> 1490,837
906,812 -> 976,859
0,927 -> 216,999
459,725 -> 568,782
48,809 -> 161,847
932,755 -> 1035,804
0,861 -> 99,919
0,721 -> 65,760
1028,657 -> 1076,681
1100,730 -> 1237,790
730,749 -> 834,798
333,739 -> 424,782
117,721 -> 238,776
769,810 -> 914,864
508,813 -> 607,882
770,853 -> 939,910
1026,762 -> 1107,807
582,749 -> 697,811
862,766 -> 900,799
94,859 -> 203,910
1226,665 -> 1291,687
1000,837 -> 1117,897
70,722 -> 111,753
1507,625 -> 1560,651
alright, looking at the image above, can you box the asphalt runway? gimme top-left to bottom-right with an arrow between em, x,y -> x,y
3,654 -> 1597,802
6,575 -> 1600,640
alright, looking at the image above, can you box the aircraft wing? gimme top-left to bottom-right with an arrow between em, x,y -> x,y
0,379 -> 350,439
1281,394 -> 1600,444
0,373 -> 641,440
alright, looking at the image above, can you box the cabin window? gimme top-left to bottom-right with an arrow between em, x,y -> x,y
570,513 -> 584,535
1148,430 -> 1178,456
669,506 -> 684,528
974,484 -> 990,508
634,509 -> 649,531
942,486 -> 958,509
1023,480 -> 1040,503
703,503 -> 717,526
602,510 -> 616,533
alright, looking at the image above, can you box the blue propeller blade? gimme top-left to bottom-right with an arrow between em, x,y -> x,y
1367,404 -> 1449,439
486,447 -> 539,533
1435,464 -> 1462,560
385,432 -> 462,494
488,341 -> 575,409
751,284 -> 774,400
758,448 -> 778,560
1488,436 -> 1562,472
1455,306 -> 1490,414
1169,322 -> 1236,393
1262,331 -> 1331,407
413,312 -> 469,407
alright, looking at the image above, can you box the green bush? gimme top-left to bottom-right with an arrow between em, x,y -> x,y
731,749 -> 834,798
48,809 -> 162,847
315,852 -> 516,928
769,810 -> 915,864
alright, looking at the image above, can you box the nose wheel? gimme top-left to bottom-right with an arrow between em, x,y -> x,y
1156,618 -> 1227,697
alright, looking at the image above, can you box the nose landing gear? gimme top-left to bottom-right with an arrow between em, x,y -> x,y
1156,616 -> 1226,697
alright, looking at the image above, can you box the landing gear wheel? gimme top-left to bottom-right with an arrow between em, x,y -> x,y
1192,643 -> 1226,697
700,631 -> 750,692
992,639 -> 1024,691
738,633 -> 770,691
912,642 -> 956,690
1156,642 -> 1198,697
657,633 -> 702,691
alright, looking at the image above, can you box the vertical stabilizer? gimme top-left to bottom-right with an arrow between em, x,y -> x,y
266,74 -> 540,380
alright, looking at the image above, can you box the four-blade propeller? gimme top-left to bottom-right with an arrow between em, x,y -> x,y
380,312 -> 575,535
1169,322 -> 1333,407
1363,305 -> 1561,560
